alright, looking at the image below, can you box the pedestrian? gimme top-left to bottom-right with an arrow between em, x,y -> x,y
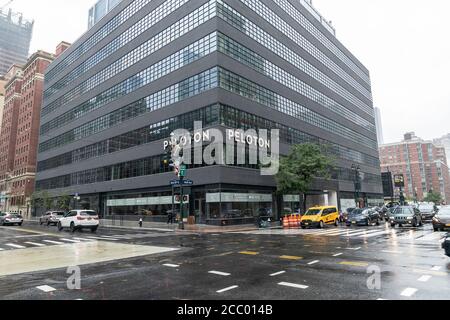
167,211 -> 173,225
139,218 -> 143,228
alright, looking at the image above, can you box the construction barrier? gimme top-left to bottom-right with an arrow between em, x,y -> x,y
283,216 -> 290,229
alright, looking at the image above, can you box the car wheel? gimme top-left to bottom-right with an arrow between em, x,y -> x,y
434,227 -> 439,232
47,221 -> 51,227
376,219 -> 380,226
39,220 -> 43,225
335,219 -> 339,227
57,222 -> 63,231
91,227 -> 98,233
412,219 -> 417,228
70,222 -> 76,233
390,223 -> 396,228
18,222 -> 22,226
319,221 -> 324,229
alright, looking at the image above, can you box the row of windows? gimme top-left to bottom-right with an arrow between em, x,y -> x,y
44,0 -> 192,102
45,0 -> 153,84
216,5 -> 372,110
216,33 -> 375,133
36,152 -> 381,192
37,104 -> 380,173
39,66 -> 376,167
38,68 -> 219,153
217,67 -> 377,149
40,32 -> 217,135
227,0 -> 373,115
273,0 -> 371,87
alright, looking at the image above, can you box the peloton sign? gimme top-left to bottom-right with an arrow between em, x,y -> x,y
163,122 -> 280,176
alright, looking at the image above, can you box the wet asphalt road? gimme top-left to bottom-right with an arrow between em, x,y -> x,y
0,221 -> 449,300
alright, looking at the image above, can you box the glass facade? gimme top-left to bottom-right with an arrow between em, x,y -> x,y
37,0 -> 382,222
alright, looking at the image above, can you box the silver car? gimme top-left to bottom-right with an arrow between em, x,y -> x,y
39,211 -> 66,226
0,212 -> 24,226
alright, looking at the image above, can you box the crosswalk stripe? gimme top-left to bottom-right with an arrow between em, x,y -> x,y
416,233 -> 444,241
59,239 -> 81,243
86,236 -> 119,241
358,230 -> 391,238
342,229 -> 384,237
0,247 -> 4,251
6,243 -> 26,249
73,237 -> 93,241
25,242 -> 46,247
43,240 -> 65,245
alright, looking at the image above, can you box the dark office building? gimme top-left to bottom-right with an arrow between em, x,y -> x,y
0,9 -> 33,76
36,0 -> 383,224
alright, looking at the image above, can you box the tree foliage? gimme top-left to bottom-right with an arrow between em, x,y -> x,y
276,143 -> 334,196
56,193 -> 71,212
424,191 -> 443,205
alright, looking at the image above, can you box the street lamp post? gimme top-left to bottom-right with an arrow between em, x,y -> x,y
352,164 -> 362,208
74,193 -> 81,210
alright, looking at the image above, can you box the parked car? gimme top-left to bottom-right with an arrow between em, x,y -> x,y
39,211 -> 66,226
417,203 -> 437,222
58,210 -> 99,233
442,234 -> 450,257
301,206 -> 340,229
0,212 -> 23,226
432,206 -> 450,232
341,207 -> 356,223
389,206 -> 423,228
346,208 -> 381,227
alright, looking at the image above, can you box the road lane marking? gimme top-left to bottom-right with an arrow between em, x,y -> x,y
333,253 -> 343,257
6,243 -> 26,249
217,286 -> 239,293
345,247 -> 361,251
412,269 -> 447,277
239,251 -> 259,255
163,264 -> 180,268
278,282 -> 309,290
358,230 -> 390,238
209,271 -> 231,276
36,285 -> 56,293
24,242 -> 46,247
59,239 -> 81,243
382,250 -> 402,254
308,260 -> 320,265
400,288 -> 418,297
340,261 -> 369,267
0,248 -> 3,251
280,255 -> 303,261
86,236 -> 119,241
73,238 -> 93,241
43,240 -> 65,245
431,266 -> 441,271
418,275 -> 432,282
270,271 -> 286,277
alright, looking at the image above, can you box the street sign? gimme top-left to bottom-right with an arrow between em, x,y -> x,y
179,164 -> 187,178
170,179 -> 194,186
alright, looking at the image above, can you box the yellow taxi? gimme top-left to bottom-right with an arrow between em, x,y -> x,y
300,206 -> 340,229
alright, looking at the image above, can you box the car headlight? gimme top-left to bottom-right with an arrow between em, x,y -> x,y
433,217 -> 440,223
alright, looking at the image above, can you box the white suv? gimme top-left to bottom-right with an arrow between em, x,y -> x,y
58,210 -> 99,233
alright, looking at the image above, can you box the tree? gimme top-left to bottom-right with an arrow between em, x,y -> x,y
424,191 -> 443,205
30,191 -> 44,214
56,193 -> 71,212
276,143 -> 334,213
41,191 -> 54,211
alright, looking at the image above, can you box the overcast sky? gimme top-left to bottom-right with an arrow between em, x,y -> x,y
5,0 -> 450,144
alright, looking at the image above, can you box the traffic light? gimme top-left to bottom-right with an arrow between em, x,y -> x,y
163,145 -> 174,168
175,195 -> 189,203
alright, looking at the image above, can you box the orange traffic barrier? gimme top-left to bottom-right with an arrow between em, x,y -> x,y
283,216 -> 289,229
296,214 -> 301,228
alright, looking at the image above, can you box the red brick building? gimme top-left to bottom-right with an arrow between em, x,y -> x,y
379,132 -> 450,204
0,50 -> 57,216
